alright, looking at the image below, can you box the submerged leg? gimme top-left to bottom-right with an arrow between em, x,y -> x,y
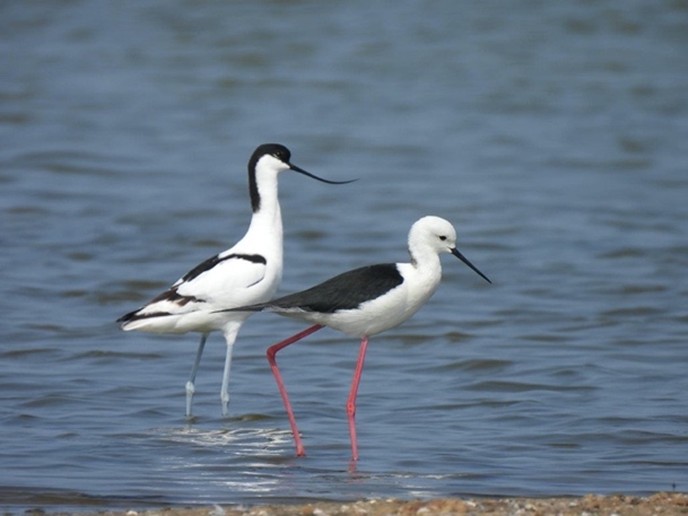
220,324 -> 242,417
346,336 -> 369,461
266,324 -> 324,457
186,333 -> 209,418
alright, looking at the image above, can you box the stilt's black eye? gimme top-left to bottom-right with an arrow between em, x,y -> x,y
439,235 -> 447,241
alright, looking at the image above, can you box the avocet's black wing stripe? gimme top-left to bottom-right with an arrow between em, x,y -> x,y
178,253 -> 267,284
118,253 -> 269,326
116,288 -> 204,324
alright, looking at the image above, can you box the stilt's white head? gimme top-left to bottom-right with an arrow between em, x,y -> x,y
409,216 -> 491,283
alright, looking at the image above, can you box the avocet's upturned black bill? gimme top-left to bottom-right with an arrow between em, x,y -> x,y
217,216 -> 491,460
116,143 -> 354,419
289,163 -> 356,185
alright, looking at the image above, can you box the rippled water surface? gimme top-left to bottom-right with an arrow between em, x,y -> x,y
2,1 -> 687,512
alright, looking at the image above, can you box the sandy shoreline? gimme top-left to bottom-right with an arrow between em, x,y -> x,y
40,492 -> 688,516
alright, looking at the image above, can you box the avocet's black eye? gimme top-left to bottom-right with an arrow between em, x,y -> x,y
439,235 -> 447,241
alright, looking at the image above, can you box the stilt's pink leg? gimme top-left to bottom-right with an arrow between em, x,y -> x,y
346,336 -> 369,461
266,324 -> 323,457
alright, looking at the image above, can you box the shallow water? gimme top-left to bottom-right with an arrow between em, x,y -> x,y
2,0 -> 688,512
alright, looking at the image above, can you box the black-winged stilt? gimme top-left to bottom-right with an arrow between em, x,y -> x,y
219,215 -> 491,459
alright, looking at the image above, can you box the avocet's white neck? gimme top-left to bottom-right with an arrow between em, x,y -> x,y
244,160 -> 283,268
252,165 -> 281,221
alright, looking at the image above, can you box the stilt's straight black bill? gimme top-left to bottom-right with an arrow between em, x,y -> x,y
451,248 -> 492,284
289,163 -> 357,184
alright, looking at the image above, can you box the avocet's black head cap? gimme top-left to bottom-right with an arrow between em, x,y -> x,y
249,143 -> 291,170
248,143 -> 356,212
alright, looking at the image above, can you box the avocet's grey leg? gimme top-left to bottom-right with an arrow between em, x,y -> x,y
185,332 -> 208,418
220,324 -> 241,417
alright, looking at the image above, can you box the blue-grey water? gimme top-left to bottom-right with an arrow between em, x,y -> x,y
2,0 -> 687,512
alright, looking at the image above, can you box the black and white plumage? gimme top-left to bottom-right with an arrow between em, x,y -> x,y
219,215 -> 491,459
117,143 -> 353,418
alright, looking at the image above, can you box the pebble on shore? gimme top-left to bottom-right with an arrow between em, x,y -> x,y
42,492 -> 688,516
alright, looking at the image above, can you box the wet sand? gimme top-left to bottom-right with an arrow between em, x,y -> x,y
44,492 -> 688,515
